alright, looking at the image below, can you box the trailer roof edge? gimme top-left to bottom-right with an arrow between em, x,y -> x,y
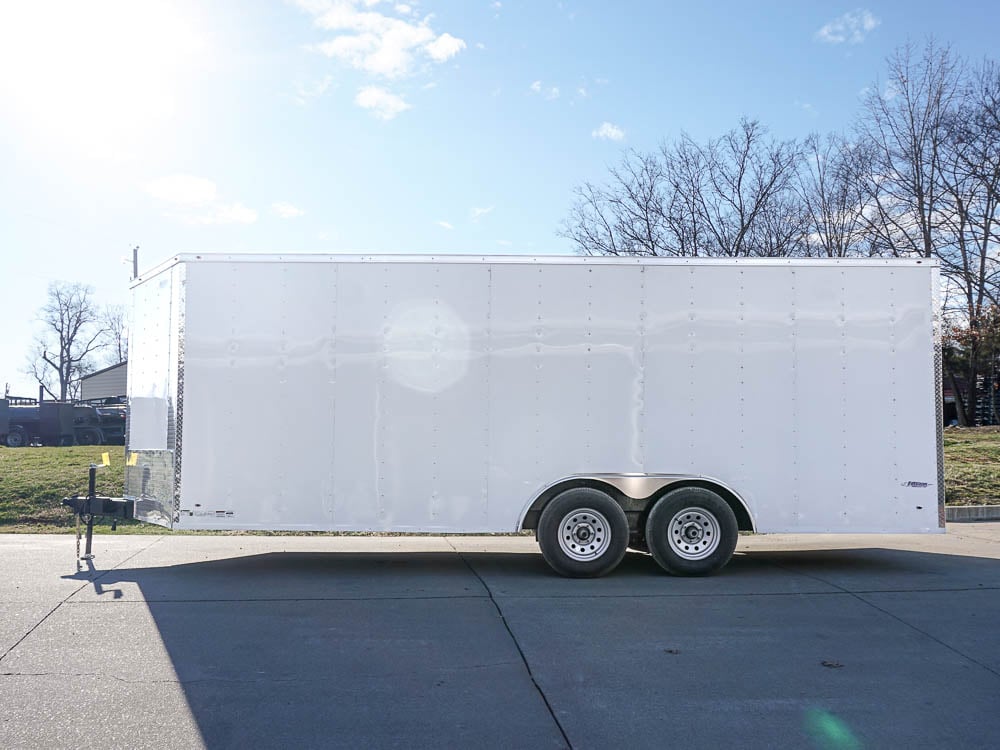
132,253 -> 939,282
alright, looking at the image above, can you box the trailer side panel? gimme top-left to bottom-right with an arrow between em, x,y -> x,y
127,256 -> 942,535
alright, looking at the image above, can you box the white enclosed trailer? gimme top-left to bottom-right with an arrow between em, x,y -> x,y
124,254 -> 943,577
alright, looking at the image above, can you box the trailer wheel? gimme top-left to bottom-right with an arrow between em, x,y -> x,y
5,426 -> 28,448
645,487 -> 738,576
537,488 -> 629,578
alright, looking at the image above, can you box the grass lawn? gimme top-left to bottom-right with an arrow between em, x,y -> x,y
0,446 -> 149,533
1,429 -> 998,533
942,426 -> 1000,506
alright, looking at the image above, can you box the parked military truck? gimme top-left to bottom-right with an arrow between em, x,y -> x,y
0,399 -> 11,446
0,399 -> 76,447
70,403 -> 127,445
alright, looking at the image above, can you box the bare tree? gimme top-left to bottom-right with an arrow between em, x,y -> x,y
936,60 -> 1000,423
693,119 -> 804,256
102,304 -> 129,365
25,282 -> 107,401
797,134 -> 873,257
661,136 -> 713,255
561,181 -> 627,257
559,152 -> 673,257
561,120 -> 805,257
944,305 -> 1000,425
854,40 -> 963,258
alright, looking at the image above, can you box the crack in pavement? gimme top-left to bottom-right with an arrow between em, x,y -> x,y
0,537 -> 164,665
760,558 -> 1000,680
472,585 -> 1000,599
0,660 -> 523,685
61,593 -> 490,604
447,538 -> 573,750
944,527 -> 1000,545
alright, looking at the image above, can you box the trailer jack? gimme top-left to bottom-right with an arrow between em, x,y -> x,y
62,464 -> 135,564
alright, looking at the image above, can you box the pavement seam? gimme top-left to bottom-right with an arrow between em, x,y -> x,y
850,593 -> 1000,679
0,536 -> 163,665
1,660 -> 522,684
53,584 -> 1000,605
447,538 -> 573,750
464,585 -> 1000,599
943,528 -> 1000,545
763,559 -> 1000,680
63,594 -> 490,604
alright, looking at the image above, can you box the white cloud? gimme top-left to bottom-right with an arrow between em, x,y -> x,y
144,174 -> 217,205
436,220 -> 454,230
144,174 -> 256,225
795,100 -> 817,117
355,86 -> 411,119
476,42 -> 486,50
273,201 -> 305,219
293,75 -> 333,105
529,80 -> 559,99
189,203 -> 258,226
470,205 -> 494,222
815,9 -> 880,44
425,32 -> 466,62
496,239 -> 512,247
297,0 -> 467,79
592,122 -> 624,141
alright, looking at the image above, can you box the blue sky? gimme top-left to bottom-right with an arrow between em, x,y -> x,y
2,0 -> 999,396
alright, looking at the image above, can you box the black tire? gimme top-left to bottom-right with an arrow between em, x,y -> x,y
5,426 -> 28,448
75,428 -> 103,446
645,487 -> 738,576
537,488 -> 629,578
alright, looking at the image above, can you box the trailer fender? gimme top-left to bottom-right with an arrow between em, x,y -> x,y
518,474 -> 755,535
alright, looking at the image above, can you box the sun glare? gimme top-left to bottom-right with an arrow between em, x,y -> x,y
0,1 -> 207,161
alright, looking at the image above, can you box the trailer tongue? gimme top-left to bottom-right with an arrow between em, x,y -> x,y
62,460 -> 133,564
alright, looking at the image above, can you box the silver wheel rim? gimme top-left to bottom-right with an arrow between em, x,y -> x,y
667,507 -> 721,561
557,508 -> 612,562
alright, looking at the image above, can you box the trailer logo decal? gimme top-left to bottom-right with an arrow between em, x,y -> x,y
901,481 -> 929,488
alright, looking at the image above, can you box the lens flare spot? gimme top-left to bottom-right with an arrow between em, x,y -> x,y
804,708 -> 862,750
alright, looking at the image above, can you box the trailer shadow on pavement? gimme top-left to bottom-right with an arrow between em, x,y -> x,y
3,535 -> 1000,750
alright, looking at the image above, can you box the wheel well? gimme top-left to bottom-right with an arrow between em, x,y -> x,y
520,478 -> 630,532
520,477 -> 754,534
646,480 -> 755,533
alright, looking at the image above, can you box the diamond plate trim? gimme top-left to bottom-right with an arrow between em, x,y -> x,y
932,266 -> 945,527
172,264 -> 186,524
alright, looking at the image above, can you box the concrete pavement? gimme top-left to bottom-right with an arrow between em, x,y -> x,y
1,526 -> 999,749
